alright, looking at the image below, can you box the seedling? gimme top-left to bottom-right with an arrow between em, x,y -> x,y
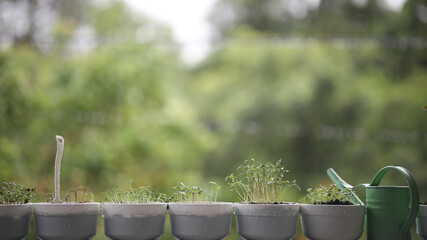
226,159 -> 299,203
64,188 -> 94,203
171,182 -> 205,203
208,181 -> 221,202
301,184 -> 354,205
0,182 -> 36,204
103,180 -> 167,203
45,188 -> 94,203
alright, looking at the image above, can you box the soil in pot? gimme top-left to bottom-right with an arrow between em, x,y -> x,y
0,204 -> 32,240
102,202 -> 167,240
33,202 -> 100,240
168,202 -> 233,240
235,203 -> 300,240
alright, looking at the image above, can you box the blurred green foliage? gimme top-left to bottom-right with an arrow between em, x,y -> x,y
0,0 -> 426,239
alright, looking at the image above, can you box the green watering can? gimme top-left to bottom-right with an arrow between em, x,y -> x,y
328,166 -> 419,240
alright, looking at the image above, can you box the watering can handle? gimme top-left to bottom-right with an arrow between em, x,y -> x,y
370,166 -> 419,236
327,168 -> 364,205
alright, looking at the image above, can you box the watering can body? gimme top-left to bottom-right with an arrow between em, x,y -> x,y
328,166 -> 419,240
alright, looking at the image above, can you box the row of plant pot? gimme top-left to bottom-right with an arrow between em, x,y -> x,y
3,201 -> 427,240
0,201 -> 363,240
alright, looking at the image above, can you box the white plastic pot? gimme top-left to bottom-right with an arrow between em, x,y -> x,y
168,202 -> 233,240
300,204 -> 365,240
102,202 -> 167,240
417,205 -> 427,240
0,204 -> 32,240
234,203 -> 300,240
33,202 -> 100,240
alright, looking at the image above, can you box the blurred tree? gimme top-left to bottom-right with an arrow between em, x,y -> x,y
0,0 -> 207,197
192,0 -> 427,194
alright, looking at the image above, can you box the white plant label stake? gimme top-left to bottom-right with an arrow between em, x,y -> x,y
53,135 -> 64,203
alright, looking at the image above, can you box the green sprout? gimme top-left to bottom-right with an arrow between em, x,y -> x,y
171,182 -> 206,203
209,181 -> 221,202
226,159 -> 299,203
0,182 -> 36,204
171,181 -> 222,203
301,184 -> 355,205
103,180 -> 167,203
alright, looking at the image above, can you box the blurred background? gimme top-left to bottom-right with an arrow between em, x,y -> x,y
0,0 -> 426,239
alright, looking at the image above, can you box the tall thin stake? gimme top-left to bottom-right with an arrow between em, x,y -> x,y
52,135 -> 64,203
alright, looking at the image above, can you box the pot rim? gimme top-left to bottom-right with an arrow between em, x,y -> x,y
33,202 -> 100,215
102,202 -> 167,206
0,203 -> 33,206
300,204 -> 365,217
235,202 -> 299,206
102,202 -> 167,217
234,202 -> 300,216
32,202 -> 100,206
418,204 -> 427,216
168,201 -> 233,206
299,203 -> 365,207
0,204 -> 32,217
168,202 -> 234,216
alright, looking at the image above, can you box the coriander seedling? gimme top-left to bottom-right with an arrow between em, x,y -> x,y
226,159 -> 299,203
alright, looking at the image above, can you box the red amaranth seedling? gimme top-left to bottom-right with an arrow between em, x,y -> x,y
64,188 -> 91,203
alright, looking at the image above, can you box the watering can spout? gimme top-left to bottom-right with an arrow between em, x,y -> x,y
327,168 -> 364,205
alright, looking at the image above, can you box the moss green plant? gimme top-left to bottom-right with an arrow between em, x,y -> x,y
301,184 -> 355,204
171,182 -> 205,203
103,180 -> 167,203
171,181 -> 223,203
0,182 -> 36,204
226,159 -> 299,203
209,181 -> 221,202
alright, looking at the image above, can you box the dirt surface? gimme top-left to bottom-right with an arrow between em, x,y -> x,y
313,200 -> 353,205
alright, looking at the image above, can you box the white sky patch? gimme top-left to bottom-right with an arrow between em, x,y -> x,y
379,0 -> 407,12
124,0 -> 216,65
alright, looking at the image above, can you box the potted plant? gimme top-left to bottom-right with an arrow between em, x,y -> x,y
0,182 -> 36,240
227,159 -> 300,240
168,181 -> 233,240
417,201 -> 427,239
300,184 -> 365,240
33,135 -> 100,240
102,180 -> 168,240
